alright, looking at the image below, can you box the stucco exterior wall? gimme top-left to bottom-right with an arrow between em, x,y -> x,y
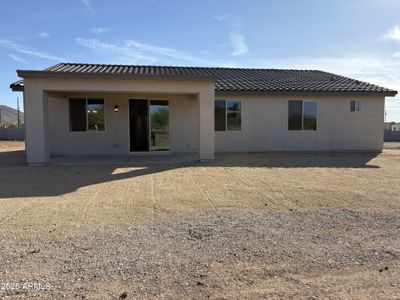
22,77 -> 214,164
47,93 -> 199,155
21,76 -> 387,165
215,94 -> 385,151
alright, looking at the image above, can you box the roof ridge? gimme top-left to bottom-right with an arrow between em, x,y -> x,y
50,62 -> 323,72
44,63 -> 64,71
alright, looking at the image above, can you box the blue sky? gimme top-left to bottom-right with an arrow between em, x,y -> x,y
1,0 -> 400,121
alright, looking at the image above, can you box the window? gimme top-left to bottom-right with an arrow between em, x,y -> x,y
69,99 -> 86,132
303,101 -> 317,130
150,100 -> 169,151
215,100 -> 226,131
288,100 -> 303,130
69,98 -> 105,132
215,100 -> 242,131
87,99 -> 105,131
288,100 -> 317,131
350,100 -> 361,112
227,100 -> 241,130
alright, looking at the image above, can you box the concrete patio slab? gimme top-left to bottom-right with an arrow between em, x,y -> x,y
50,153 -> 199,166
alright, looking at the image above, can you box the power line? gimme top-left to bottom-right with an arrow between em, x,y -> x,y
17,97 -> 20,128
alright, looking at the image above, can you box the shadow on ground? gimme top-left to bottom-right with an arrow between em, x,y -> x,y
0,149 -> 380,198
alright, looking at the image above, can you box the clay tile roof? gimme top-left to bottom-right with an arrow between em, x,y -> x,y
10,63 -> 397,96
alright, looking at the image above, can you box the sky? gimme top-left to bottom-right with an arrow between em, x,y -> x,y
0,0 -> 400,121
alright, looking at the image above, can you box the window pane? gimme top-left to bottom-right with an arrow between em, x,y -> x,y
215,100 -> 226,131
355,100 -> 361,112
150,100 -> 169,151
87,99 -> 105,131
227,100 -> 241,130
69,99 -> 86,131
288,100 -> 302,130
350,101 -> 356,112
303,101 -> 317,130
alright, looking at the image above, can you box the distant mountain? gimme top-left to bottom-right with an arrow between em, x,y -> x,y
0,105 -> 24,124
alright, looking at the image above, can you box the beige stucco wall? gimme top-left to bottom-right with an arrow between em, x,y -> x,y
22,76 -> 386,165
47,93 -> 199,155
215,94 -> 385,151
23,77 -> 214,164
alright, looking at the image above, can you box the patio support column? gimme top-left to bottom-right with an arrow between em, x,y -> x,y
198,89 -> 215,160
23,80 -> 50,165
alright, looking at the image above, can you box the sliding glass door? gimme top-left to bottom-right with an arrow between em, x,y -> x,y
129,99 -> 169,152
150,100 -> 169,151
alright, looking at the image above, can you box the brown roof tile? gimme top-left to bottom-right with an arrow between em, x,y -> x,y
10,63 -> 397,96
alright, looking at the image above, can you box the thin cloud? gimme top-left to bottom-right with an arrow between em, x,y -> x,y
393,52 -> 400,58
8,54 -> 28,64
0,38 -> 65,61
82,0 -> 95,15
384,25 -> 400,41
38,32 -> 50,39
230,32 -> 249,56
214,14 -> 243,28
214,14 -> 248,56
91,27 -> 111,34
124,39 -> 208,63
214,14 -> 230,22
75,38 -> 157,64
75,38 -> 211,65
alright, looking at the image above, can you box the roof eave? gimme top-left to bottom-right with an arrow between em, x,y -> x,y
11,85 -> 397,96
215,90 -> 398,97
10,84 -> 24,92
16,70 -> 217,82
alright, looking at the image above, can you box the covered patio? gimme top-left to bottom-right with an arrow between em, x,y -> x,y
19,75 -> 215,165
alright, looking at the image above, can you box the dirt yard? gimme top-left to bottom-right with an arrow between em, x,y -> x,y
0,141 -> 399,299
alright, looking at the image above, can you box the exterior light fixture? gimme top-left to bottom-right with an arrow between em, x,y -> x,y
114,105 -> 119,112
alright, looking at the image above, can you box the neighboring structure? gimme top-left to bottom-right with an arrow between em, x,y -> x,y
384,122 -> 400,142
11,63 -> 397,165
391,123 -> 400,131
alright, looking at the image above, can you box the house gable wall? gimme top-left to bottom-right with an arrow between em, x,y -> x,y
214,94 -> 385,151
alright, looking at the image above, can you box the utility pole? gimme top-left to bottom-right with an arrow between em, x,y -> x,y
0,105 -> 2,128
17,97 -> 20,128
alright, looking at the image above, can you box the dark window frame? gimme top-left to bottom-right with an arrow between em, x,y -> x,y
215,99 -> 242,131
350,100 -> 361,112
69,98 -> 105,132
288,100 -> 317,131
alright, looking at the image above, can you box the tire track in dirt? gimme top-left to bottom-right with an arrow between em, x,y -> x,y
180,167 -> 206,211
188,167 -> 217,210
0,200 -> 34,229
232,167 -> 296,210
75,185 -> 103,229
150,173 -> 157,220
224,167 -> 276,209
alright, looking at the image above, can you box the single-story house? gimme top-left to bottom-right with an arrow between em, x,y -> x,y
384,122 -> 392,131
391,123 -> 400,131
10,63 -> 397,166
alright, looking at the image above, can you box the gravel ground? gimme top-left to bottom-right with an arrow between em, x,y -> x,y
0,209 -> 399,299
